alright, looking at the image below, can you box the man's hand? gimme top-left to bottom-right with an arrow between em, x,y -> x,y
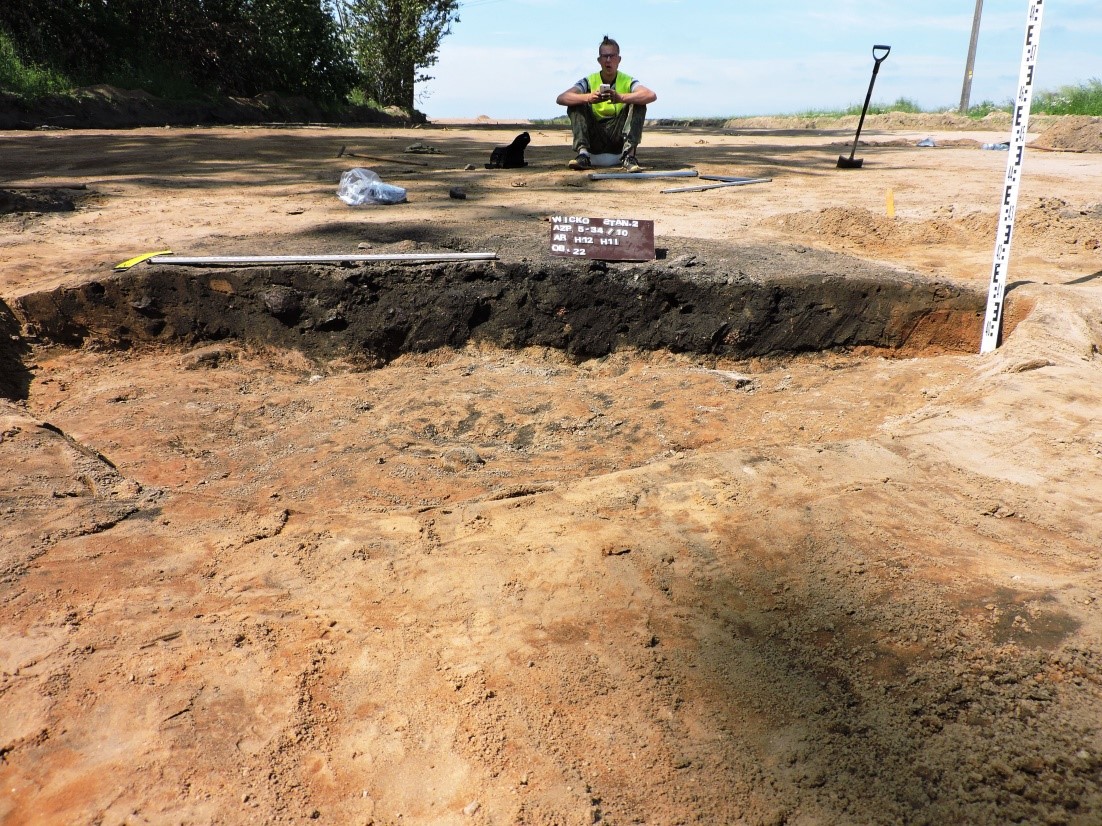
557,88 -> 603,107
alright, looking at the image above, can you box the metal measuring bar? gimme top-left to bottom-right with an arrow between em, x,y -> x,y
661,178 -> 771,194
589,170 -> 699,180
980,0 -> 1045,353
136,252 -> 498,268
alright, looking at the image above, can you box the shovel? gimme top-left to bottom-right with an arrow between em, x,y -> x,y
838,44 -> 891,169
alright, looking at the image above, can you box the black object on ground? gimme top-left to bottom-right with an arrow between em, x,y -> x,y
485,133 -> 530,169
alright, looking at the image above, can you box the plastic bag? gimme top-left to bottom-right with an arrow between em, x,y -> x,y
337,168 -> 407,205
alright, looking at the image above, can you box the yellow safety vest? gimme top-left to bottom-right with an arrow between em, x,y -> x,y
588,71 -> 634,119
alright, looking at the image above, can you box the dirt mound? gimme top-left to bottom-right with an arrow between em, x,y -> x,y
0,88 -> 425,130
862,110 -> 1014,131
766,199 -> 1102,255
725,111 -> 1018,132
1016,197 -> 1102,248
767,207 -> 980,249
846,137 -> 982,149
1033,116 -> 1102,153
722,111 -> 1070,135
0,187 -> 78,215
76,84 -> 159,103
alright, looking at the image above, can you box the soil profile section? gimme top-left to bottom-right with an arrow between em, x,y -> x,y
13,259 -> 986,363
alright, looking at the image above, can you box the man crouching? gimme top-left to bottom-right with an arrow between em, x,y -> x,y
555,35 -> 658,173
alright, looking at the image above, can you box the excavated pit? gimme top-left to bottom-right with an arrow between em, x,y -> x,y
6,124 -> 1102,826
8,252 -> 988,380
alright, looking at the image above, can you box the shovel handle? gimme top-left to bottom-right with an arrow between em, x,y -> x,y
872,45 -> 891,64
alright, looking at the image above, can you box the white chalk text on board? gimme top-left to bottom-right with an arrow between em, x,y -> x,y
549,216 -> 655,261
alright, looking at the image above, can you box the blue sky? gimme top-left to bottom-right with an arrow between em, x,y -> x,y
416,0 -> 1100,119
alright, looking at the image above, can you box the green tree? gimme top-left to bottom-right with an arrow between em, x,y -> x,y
340,0 -> 459,110
0,0 -> 357,101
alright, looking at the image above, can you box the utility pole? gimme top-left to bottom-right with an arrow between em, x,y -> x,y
960,0 -> 984,112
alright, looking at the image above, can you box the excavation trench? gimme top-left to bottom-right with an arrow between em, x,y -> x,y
10,254 -> 988,374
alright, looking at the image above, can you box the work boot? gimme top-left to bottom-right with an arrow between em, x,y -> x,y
568,153 -> 592,171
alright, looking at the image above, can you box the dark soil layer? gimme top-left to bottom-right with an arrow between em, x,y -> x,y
0,300 -> 31,398
0,186 -> 80,214
11,255 -> 985,369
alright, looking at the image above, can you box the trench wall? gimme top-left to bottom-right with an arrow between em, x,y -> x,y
11,260 -> 985,370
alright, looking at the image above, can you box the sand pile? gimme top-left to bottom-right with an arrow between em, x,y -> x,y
1032,116 -> 1102,153
766,198 -> 1102,252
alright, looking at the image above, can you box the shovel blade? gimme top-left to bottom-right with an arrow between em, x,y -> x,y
837,155 -> 864,169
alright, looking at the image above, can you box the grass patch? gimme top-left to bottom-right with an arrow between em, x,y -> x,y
865,96 -> 923,116
962,99 -> 1011,119
791,96 -> 923,119
0,30 -> 71,97
1032,79 -> 1102,116
725,84 -> 1102,121
529,115 -> 569,126
347,88 -> 393,110
960,81 -> 1102,118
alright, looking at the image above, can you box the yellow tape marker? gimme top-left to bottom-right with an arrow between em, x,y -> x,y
114,250 -> 173,271
886,189 -> 895,218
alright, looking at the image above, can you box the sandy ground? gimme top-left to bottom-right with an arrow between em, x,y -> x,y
1,119 -> 1102,825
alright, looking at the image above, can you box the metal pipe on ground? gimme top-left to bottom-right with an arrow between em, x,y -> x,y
139,252 -> 497,267
661,178 -> 772,194
589,170 -> 699,180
